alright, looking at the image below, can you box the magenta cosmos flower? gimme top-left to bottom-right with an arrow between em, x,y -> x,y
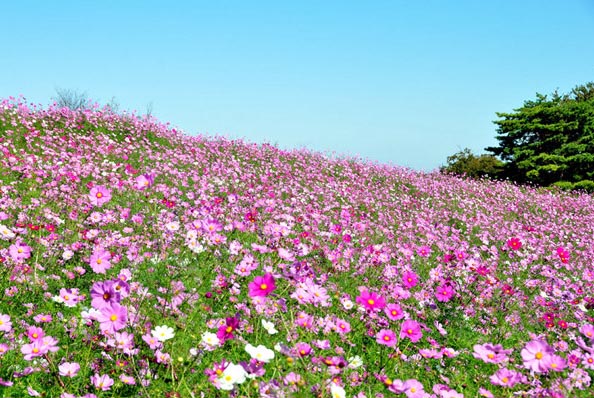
400,319 -> 422,343
89,185 -> 112,207
356,290 -> 386,311
376,329 -> 397,347
402,271 -> 419,289
248,273 -> 276,297
521,339 -> 553,372
435,283 -> 455,302
506,237 -> 522,250
384,303 -> 405,321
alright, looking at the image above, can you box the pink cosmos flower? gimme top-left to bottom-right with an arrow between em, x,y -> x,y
21,340 -> 45,360
8,241 -> 31,262
59,362 -> 80,377
579,324 -> 594,341
96,302 -> 128,335
135,173 -> 154,190
58,288 -> 83,307
356,290 -> 386,311
334,318 -> 351,334
26,326 -> 45,341
89,186 -> 112,207
376,329 -> 397,347
543,354 -> 566,372
489,368 -> 523,387
400,319 -> 422,343
402,379 -> 425,398
89,248 -> 112,274
385,303 -> 405,321
294,342 -> 312,357
142,333 -> 163,350
435,283 -> 454,302
91,373 -> 114,391
0,314 -> 12,332
402,271 -> 419,289
521,339 -> 553,372
120,374 -> 136,385
473,343 -> 512,364
416,246 -> 431,257
248,273 -> 276,297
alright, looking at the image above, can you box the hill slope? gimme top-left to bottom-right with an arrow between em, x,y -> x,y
1,98 -> 594,397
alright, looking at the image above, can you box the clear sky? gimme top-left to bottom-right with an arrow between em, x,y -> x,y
2,1 -> 594,171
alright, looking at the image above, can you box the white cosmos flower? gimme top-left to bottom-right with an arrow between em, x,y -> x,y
347,355 -> 363,369
245,343 -> 275,363
0,225 -> 15,240
261,319 -> 278,334
200,331 -> 220,349
152,325 -> 175,342
330,383 -> 346,398
217,363 -> 247,390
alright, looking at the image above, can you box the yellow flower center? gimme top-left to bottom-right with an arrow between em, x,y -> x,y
407,329 -> 413,334
226,326 -> 232,333
410,388 -> 416,393
96,259 -> 102,264
260,283 -> 268,290
33,348 -> 39,353
502,377 -> 509,383
110,314 -> 117,321
487,353 -> 494,359
535,352 -> 543,360
96,192 -> 103,198
368,299 -> 375,305
384,335 -> 390,341
32,333 -> 38,338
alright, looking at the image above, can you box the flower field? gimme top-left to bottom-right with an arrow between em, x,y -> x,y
1,97 -> 594,398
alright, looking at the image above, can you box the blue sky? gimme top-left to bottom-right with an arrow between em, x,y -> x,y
2,1 -> 594,171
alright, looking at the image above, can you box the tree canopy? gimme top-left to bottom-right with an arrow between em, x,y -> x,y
486,82 -> 594,191
440,148 -> 503,179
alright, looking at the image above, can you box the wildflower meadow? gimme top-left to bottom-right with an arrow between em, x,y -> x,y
1,96 -> 594,397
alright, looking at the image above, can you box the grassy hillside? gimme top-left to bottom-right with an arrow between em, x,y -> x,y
1,97 -> 594,397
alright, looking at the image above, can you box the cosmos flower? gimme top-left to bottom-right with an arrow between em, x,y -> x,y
89,248 -> 112,274
521,339 -> 553,373
248,273 -> 276,297
89,186 -> 112,207
59,362 -> 80,377
376,329 -> 397,347
245,343 -> 275,363
8,241 -> 31,262
151,325 -> 175,342
355,290 -> 386,311
91,373 -> 114,391
96,302 -> 128,335
400,319 -> 423,343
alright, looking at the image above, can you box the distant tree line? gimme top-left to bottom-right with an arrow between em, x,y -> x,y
441,82 -> 594,192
